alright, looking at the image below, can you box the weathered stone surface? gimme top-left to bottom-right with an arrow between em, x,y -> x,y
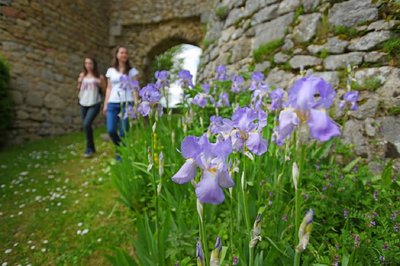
367,19 -> 399,31
43,94 -> 65,110
253,12 -> 294,49
302,0 -> 320,12
365,118 -> 376,137
293,13 -> 322,43
231,38 -> 251,62
274,52 -> 289,64
278,0 -> 300,14
282,37 -> 294,51
325,37 -> 349,54
351,98 -> 378,120
324,52 -> 364,70
307,37 -> 349,54
225,8 -> 245,28
251,4 -> 279,25
312,71 -> 339,87
348,31 -> 391,51
329,0 -> 378,27
265,68 -> 295,88
254,61 -> 271,72
379,116 -> 400,158
25,91 -> 44,108
376,68 -> 400,107
245,0 -> 280,16
307,44 -> 323,54
342,119 -> 369,157
289,55 -> 322,69
364,52 -> 388,63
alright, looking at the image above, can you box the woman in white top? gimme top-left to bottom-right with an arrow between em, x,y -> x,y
77,57 -> 106,158
104,46 -> 138,153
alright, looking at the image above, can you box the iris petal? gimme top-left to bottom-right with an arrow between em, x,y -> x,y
195,170 -> 225,204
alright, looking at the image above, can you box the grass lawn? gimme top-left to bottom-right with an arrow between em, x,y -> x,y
0,126 -> 135,266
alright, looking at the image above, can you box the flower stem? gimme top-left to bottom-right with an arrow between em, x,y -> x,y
150,115 -> 162,266
198,206 -> 209,265
294,251 -> 301,266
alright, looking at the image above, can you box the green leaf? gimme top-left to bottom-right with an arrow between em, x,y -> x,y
381,159 -> 393,187
343,157 -> 361,173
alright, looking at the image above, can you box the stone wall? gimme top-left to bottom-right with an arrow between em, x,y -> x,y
0,0 -> 110,144
0,0 -> 212,144
198,0 -> 400,172
108,0 -> 212,82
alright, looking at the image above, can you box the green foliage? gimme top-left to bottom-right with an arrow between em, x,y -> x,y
150,45 -> 184,83
319,48 -> 329,59
334,25 -> 364,40
253,39 -> 284,63
375,0 -> 400,20
315,13 -> 331,43
215,5 -> 229,20
0,128 -> 135,265
108,102 -> 400,265
294,6 -> 304,22
0,55 -> 14,147
382,36 -> 400,56
202,38 -> 215,50
351,77 -> 383,92
387,104 -> 400,116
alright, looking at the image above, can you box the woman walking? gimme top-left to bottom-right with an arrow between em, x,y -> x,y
104,46 -> 139,158
77,57 -> 106,158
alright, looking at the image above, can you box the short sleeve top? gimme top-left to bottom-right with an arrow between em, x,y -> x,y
105,67 -> 139,103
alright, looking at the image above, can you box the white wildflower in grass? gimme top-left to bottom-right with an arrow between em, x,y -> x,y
97,238 -> 102,242
18,211 -> 23,216
4,249 -> 12,254
81,229 -> 89,235
78,222 -> 83,227
2,262 -> 8,266
41,248 -> 46,253
30,245 -> 35,250
42,240 -> 48,244
77,230 -> 82,235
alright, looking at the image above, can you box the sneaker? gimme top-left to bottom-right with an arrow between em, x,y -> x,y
84,151 -> 94,158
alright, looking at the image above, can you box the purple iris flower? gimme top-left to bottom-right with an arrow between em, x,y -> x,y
275,76 -> 340,145
231,75 -> 245,93
307,109 -> 341,142
201,83 -> 211,94
250,72 -> 265,91
216,92 -> 230,107
339,91 -> 359,111
230,107 -> 268,155
137,101 -> 151,117
209,116 -> 234,137
123,105 -> 136,120
269,88 -> 285,111
215,65 -> 228,81
120,75 -> 139,91
192,94 -> 208,108
139,84 -> 161,103
172,135 -> 234,204
155,70 -> 169,89
178,69 -> 194,88
251,83 -> 270,110
275,109 -> 299,146
288,76 -> 336,111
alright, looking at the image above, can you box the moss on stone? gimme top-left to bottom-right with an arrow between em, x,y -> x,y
252,39 -> 284,63
215,5 -> 230,20
334,25 -> 364,40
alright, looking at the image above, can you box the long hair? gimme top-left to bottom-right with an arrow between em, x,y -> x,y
82,57 -> 100,78
112,46 -> 131,74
